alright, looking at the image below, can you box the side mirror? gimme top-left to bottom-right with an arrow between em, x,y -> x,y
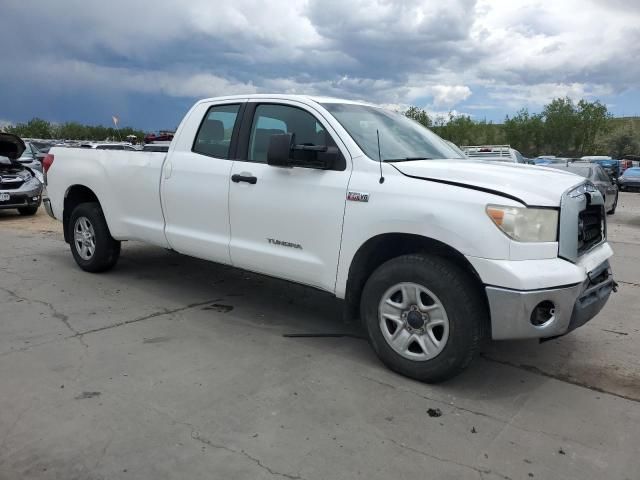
267,133 -> 294,167
267,132 -> 340,170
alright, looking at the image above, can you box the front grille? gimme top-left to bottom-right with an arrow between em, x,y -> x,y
0,175 -> 25,190
559,182 -> 606,262
578,205 -> 604,255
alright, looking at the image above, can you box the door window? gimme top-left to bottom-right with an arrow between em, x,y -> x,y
193,104 -> 240,159
248,104 -> 330,163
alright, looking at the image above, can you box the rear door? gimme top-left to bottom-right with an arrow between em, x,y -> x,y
161,100 -> 245,263
227,100 -> 351,292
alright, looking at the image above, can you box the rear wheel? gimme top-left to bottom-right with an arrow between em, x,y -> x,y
18,206 -> 39,216
68,202 -> 120,272
360,254 -> 486,383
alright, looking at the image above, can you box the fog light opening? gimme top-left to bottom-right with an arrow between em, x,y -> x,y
531,300 -> 555,327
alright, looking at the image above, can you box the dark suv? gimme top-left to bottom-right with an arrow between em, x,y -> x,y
0,133 -> 44,216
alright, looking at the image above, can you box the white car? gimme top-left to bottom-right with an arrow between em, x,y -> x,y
43,95 -> 615,382
79,143 -> 138,151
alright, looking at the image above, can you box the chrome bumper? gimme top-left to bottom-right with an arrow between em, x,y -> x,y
487,261 -> 614,340
43,197 -> 55,219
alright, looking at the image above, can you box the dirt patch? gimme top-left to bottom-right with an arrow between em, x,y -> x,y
0,208 -> 63,235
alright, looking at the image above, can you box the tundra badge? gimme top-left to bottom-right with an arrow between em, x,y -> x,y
267,238 -> 303,250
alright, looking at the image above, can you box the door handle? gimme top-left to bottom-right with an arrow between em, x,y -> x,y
231,174 -> 257,184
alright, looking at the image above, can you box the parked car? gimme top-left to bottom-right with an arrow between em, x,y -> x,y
30,140 -> 54,154
44,94 -> 615,383
462,145 -> 527,163
17,141 -> 46,172
144,131 -> 174,143
544,162 -> 618,214
79,143 -> 138,151
142,141 -> 171,152
0,133 -> 44,216
618,167 -> 640,191
586,158 -> 621,179
533,156 -> 579,166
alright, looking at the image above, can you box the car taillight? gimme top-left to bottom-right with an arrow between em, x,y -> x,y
43,153 -> 54,173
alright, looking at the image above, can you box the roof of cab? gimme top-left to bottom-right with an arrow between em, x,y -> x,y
196,94 -> 378,108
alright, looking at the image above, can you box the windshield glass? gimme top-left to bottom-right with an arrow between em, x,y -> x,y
19,143 -> 35,159
624,168 -> 640,176
321,103 -> 465,161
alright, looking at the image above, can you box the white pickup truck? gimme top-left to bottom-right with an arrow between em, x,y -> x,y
44,94 -> 615,382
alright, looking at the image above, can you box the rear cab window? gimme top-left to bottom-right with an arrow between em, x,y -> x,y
192,104 -> 241,159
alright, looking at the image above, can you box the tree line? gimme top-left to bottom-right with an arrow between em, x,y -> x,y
406,97 -> 640,158
3,97 -> 639,157
2,117 -> 145,142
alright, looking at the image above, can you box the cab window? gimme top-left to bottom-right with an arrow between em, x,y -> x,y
193,104 -> 240,159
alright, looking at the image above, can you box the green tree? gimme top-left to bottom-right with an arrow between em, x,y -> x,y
6,117 -> 53,138
405,106 -> 432,127
503,109 -> 544,156
603,128 -> 640,158
575,99 -> 611,155
542,97 -> 579,155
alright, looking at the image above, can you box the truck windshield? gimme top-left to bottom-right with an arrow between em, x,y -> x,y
321,103 -> 465,162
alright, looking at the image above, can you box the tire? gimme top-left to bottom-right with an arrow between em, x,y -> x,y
18,206 -> 39,216
360,254 -> 486,383
607,193 -> 618,215
68,202 -> 120,272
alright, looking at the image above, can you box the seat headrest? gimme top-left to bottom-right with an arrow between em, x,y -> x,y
199,119 -> 224,142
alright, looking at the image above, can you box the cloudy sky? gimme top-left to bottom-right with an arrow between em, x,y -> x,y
2,0 -> 639,130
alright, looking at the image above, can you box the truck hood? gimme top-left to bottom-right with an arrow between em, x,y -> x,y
392,159 -> 584,207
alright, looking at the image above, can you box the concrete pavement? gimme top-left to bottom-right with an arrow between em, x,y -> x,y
0,194 -> 638,480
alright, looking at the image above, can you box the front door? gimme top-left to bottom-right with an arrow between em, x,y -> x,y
228,101 -> 351,292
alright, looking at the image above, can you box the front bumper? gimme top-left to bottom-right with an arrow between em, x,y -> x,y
43,197 -> 55,219
0,185 -> 43,210
487,260 -> 614,340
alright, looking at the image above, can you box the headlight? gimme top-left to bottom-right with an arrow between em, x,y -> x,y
486,205 -> 558,242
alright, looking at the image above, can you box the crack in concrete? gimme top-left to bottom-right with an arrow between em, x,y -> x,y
601,328 -> 629,336
481,354 -> 640,403
383,436 -> 512,480
71,299 -> 220,339
617,279 -> 640,288
0,286 -> 87,348
0,297 -> 223,358
190,430 -> 305,480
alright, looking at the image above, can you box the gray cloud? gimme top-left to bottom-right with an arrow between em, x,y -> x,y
1,0 -> 639,125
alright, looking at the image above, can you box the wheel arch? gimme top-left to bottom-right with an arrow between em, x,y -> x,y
343,233 -> 490,334
63,184 -> 101,243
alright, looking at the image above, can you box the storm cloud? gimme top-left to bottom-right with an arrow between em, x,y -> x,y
2,0 -> 639,129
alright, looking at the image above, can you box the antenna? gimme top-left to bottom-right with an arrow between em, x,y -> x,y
377,129 -> 385,184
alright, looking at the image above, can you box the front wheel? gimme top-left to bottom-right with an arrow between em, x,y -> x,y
69,202 -> 121,272
360,254 -> 487,383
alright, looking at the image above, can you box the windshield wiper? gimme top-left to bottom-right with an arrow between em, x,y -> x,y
383,157 -> 432,162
